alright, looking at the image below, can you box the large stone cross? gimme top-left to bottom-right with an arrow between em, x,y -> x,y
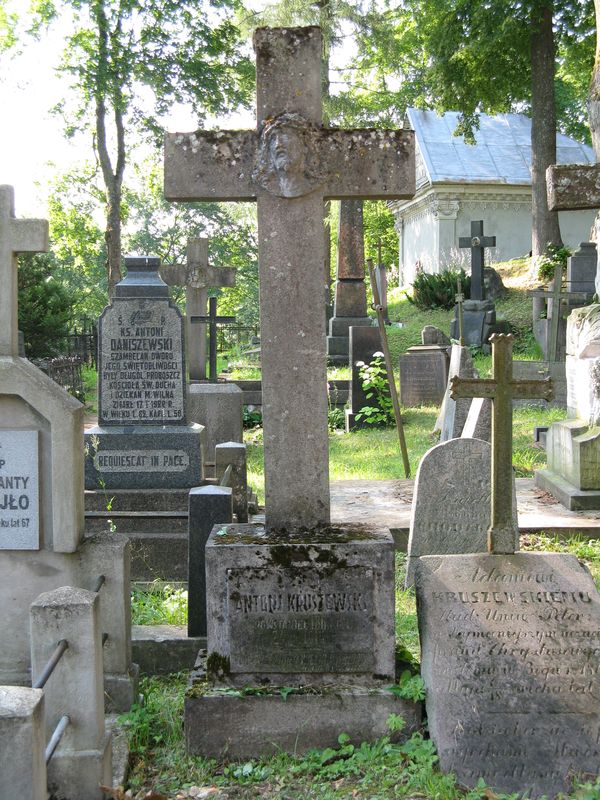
164,26 -> 414,530
159,238 -> 236,380
0,185 -> 49,357
459,220 -> 496,301
450,334 -> 553,554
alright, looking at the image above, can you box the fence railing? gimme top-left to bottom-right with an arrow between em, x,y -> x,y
32,356 -> 85,402
216,323 -> 259,353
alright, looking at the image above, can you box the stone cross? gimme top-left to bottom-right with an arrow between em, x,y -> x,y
164,26 -> 415,530
159,238 -> 236,380
190,296 -> 236,382
459,220 -> 496,301
0,185 -> 49,357
455,277 -> 465,346
450,333 -> 553,553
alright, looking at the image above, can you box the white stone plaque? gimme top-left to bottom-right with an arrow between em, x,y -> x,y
0,430 -> 39,550
93,449 -> 190,473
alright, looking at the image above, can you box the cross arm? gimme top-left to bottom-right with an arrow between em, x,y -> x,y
322,129 -> 415,200
546,163 -> 600,211
450,376 -> 497,400
510,378 -> 553,402
164,130 -> 258,202
190,315 -> 237,324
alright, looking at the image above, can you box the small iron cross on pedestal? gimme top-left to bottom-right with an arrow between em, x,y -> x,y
459,220 -> 496,301
451,334 -> 553,554
190,296 -> 236,382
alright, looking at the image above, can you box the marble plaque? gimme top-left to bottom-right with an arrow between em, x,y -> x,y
416,552 -> 600,798
0,430 -> 39,550
98,298 -> 186,426
227,566 -> 375,673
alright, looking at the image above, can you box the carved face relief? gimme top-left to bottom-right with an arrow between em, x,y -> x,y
253,113 -> 325,199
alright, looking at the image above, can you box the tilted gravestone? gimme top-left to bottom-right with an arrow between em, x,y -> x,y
405,437 -> 516,586
327,199 -> 371,364
399,345 -> 449,407
461,396 -> 491,441
166,26 -> 420,758
536,303 -> 600,509
435,344 -> 477,439
416,336 -> 600,797
0,185 -> 136,709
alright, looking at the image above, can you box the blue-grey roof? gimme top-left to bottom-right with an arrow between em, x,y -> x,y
407,108 -> 595,187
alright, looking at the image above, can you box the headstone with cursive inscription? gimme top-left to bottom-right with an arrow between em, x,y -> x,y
85,256 -> 204,489
415,552 -> 600,797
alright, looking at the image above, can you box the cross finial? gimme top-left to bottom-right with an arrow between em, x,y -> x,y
0,186 -> 49,357
458,220 -> 496,301
451,333 -> 553,554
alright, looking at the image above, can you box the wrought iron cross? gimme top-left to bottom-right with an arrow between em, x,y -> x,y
459,220 -> 496,301
450,333 -> 553,554
190,296 -> 236,382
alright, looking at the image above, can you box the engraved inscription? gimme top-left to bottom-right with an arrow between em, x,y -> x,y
417,553 -> 600,797
227,566 -> 374,673
99,299 -> 185,425
93,449 -> 190,473
0,430 -> 39,550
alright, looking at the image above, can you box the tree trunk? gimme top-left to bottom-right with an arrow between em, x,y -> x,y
530,0 -> 563,262
589,0 -> 600,159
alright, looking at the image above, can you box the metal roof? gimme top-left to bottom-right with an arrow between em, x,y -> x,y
407,108 -> 595,187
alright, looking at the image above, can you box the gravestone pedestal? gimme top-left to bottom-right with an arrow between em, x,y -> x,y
450,299 -> 509,352
185,523 -> 421,757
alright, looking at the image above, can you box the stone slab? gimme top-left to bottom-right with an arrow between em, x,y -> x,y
187,383 -> 243,470
98,296 -> 187,426
132,625 -> 205,675
535,468 -> 600,512
436,345 -> 477,439
415,552 -> 600,798
399,347 -> 448,407
406,439 -> 518,585
205,523 -> 395,687
0,429 -> 39,549
461,397 -> 491,441
328,316 -> 372,337
333,279 -> 368,318
85,424 -> 204,489
185,684 -> 422,759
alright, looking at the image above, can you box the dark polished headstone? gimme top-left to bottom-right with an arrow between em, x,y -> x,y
345,326 -> 385,431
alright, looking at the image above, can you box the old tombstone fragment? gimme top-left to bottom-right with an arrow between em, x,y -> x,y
405,437 -> 517,586
567,242 -> 597,294
327,200 -> 371,363
399,345 -> 449,407
421,325 -> 450,347
160,237 -> 237,381
166,26 -> 419,756
536,303 -> 600,509
85,255 -> 204,490
190,295 -> 236,382
451,220 -> 509,349
413,335 -> 600,800
435,344 -> 477,440
0,185 -> 136,709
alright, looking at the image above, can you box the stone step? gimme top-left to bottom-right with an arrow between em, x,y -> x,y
131,625 -> 205,675
85,488 -> 190,512
85,511 -> 188,535
129,533 -> 189,581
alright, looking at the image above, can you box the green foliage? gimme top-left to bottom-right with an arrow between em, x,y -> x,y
131,582 -> 188,626
537,242 -> 571,283
408,268 -> 470,311
118,674 -> 187,757
389,670 -> 427,702
243,405 -> 263,429
355,355 -> 394,427
17,253 -> 76,358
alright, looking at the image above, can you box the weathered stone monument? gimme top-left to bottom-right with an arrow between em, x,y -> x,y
165,26 -> 419,755
535,303 -> 600,509
0,185 -> 136,709
327,200 -> 372,363
405,437 -> 518,586
435,344 -> 477,440
159,237 -> 237,381
399,345 -> 449,407
450,220 -> 509,350
416,337 -> 600,798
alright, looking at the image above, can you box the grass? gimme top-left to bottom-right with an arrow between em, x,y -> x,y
131,582 -> 188,626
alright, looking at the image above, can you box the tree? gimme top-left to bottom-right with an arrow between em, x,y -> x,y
17,0 -> 253,297
589,0 -> 600,156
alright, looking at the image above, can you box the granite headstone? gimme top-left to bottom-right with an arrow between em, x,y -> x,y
345,325 -> 385,431
399,345 -> 449,407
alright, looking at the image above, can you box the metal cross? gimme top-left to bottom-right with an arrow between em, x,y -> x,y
160,238 -> 236,380
455,277 -> 465,346
190,296 -> 236,382
450,333 -> 553,554
458,220 -> 496,302
0,185 -> 49,357
527,264 -> 589,361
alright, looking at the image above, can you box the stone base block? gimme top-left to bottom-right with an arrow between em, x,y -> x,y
47,729 -> 112,800
535,468 -> 600,511
329,316 -> 372,337
85,424 -> 204,490
132,625 -> 206,675
545,419 -> 600,490
104,665 -> 140,712
185,685 -> 422,759
129,532 -> 188,581
326,334 -> 350,357
187,383 -> 243,469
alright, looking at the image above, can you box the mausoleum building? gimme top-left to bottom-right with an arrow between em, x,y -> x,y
390,108 -> 596,286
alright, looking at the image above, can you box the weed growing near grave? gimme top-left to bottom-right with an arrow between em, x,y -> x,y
131,582 -> 188,626
355,354 -> 395,427
82,365 -> 98,414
